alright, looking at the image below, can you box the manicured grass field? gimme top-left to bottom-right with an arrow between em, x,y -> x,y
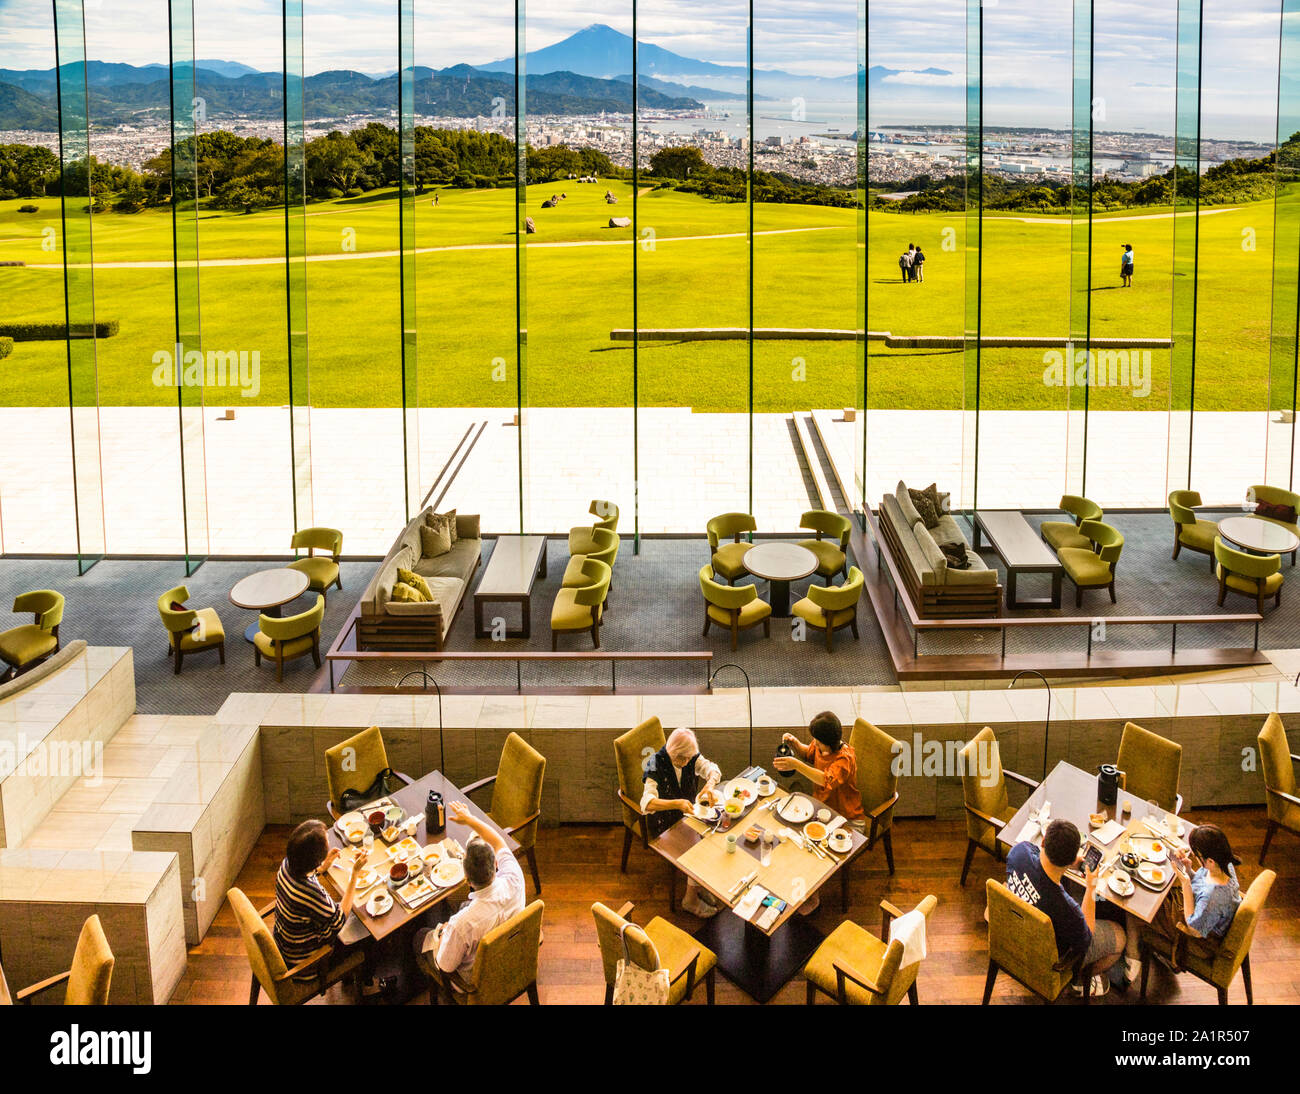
0,181 -> 1289,411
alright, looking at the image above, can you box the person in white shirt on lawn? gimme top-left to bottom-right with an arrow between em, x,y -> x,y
414,801 -> 525,989
641,727 -> 722,918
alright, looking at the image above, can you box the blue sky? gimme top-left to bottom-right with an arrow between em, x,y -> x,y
0,0 -> 1284,139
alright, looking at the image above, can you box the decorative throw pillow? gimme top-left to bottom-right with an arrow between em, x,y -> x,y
420,522 -> 451,558
456,513 -> 480,541
425,508 -> 458,545
397,568 -> 432,601
1256,500 -> 1298,524
939,541 -> 969,570
390,581 -> 421,602
908,483 -> 943,529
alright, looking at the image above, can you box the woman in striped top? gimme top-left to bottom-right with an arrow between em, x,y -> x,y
274,819 -> 365,972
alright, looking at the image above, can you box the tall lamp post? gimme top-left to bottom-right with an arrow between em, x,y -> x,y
397,668 -> 443,773
709,663 -> 753,767
1008,669 -> 1053,782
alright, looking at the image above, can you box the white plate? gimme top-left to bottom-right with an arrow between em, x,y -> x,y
421,844 -> 442,864
776,796 -> 815,824
1108,872 -> 1135,898
433,860 -> 465,889
827,830 -> 852,854
723,777 -> 759,805
336,810 -> 365,831
1141,841 -> 1168,864
693,802 -> 720,822
1138,861 -> 1169,887
366,891 -> 393,916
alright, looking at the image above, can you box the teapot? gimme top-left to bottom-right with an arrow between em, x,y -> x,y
425,790 -> 446,836
1097,764 -> 1123,807
774,740 -> 796,779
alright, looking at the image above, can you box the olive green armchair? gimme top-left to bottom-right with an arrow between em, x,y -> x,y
1258,712 -> 1300,865
569,500 -> 619,557
614,716 -> 665,874
984,879 -> 1099,1003
1140,870 -> 1275,1005
844,719 -> 901,899
253,593 -> 324,682
592,901 -> 716,1005
157,585 -> 225,675
462,731 -> 546,894
1059,519 -> 1122,607
0,589 -> 63,682
11,914 -> 114,1005
791,567 -> 863,652
1041,495 -> 1103,552
1215,537 -> 1282,612
562,526 -> 619,599
1169,490 -> 1216,570
550,557 -> 610,649
1116,720 -> 1183,814
802,896 -> 937,1005
288,527 -> 343,598
427,900 -> 544,1005
798,509 -> 852,580
700,564 -> 771,650
1249,483 -> 1299,565
324,725 -> 412,820
706,512 -> 757,583
959,727 -> 1038,885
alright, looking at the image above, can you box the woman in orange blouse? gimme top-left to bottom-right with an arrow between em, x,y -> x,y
773,711 -> 865,830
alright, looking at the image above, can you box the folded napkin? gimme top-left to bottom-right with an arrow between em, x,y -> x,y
1012,819 -> 1041,846
1093,819 -> 1126,846
734,884 -> 768,922
889,908 -> 928,968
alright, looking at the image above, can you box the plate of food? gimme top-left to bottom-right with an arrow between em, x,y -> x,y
398,875 -> 435,907
775,795 -> 815,825
386,837 -> 421,861
1107,870 -> 1135,898
827,829 -> 853,855
433,859 -> 465,889
724,777 -> 759,805
365,890 -> 394,917
804,820 -> 828,842
1142,840 -> 1168,864
356,867 -> 380,892
1088,812 -> 1106,830
1137,861 -> 1168,888
421,844 -> 442,865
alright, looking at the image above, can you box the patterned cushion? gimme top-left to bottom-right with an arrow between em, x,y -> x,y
390,581 -> 422,602
420,522 -> 451,558
424,508 -> 457,545
397,568 -> 433,601
908,484 -> 944,528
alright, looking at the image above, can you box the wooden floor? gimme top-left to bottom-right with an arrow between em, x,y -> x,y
173,805 -> 1300,1006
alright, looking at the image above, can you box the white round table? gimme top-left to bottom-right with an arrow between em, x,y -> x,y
230,568 -> 310,642
743,542 -> 818,618
1217,515 -> 1299,557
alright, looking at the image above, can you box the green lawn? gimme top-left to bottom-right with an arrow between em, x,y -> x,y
0,182 -> 1289,412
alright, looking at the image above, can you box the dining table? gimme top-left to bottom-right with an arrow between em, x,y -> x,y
742,542 -> 819,618
652,769 -> 866,1002
228,567 -> 311,642
321,770 -> 518,999
997,760 -> 1184,924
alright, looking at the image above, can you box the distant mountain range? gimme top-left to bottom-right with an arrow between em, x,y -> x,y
0,24 -> 858,131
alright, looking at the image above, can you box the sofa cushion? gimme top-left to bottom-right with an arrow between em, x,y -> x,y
939,541 -> 969,569
420,522 -> 451,558
908,484 -> 943,528
895,482 -> 922,526
913,520 -> 946,585
414,537 -> 480,581
391,581 -> 423,602
932,514 -> 966,547
456,513 -> 480,540
398,568 -> 433,601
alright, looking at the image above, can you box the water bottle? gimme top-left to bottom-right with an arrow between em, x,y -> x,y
425,790 -> 446,836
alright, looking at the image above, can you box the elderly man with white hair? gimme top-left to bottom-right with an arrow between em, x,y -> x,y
641,727 -> 722,918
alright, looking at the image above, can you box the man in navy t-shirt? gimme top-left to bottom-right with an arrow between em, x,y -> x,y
1004,818 -> 1125,996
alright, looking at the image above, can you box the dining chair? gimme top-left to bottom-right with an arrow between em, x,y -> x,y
791,567 -> 863,652
1041,495 -> 1103,553
0,589 -> 63,683
288,527 -> 344,599
550,557 -> 610,650
959,727 -> 1038,886
706,512 -> 757,584
461,731 -> 546,894
1214,537 -> 1283,613
1168,490 -> 1215,570
426,900 -> 544,1005
252,593 -> 325,682
1257,712 -> 1300,865
1139,870 -> 1275,1005
841,719 -> 900,909
1058,519 -> 1123,607
798,509 -> 852,580
983,879 -> 1096,1004
1248,483 -> 1300,565
10,914 -> 114,1005
802,896 -> 937,1004
227,887 -> 364,1005
699,564 -> 771,650
614,716 -> 665,874
569,500 -> 619,557
591,901 -> 716,1005
324,725 -> 413,821
1116,721 -> 1183,814
157,584 -> 226,674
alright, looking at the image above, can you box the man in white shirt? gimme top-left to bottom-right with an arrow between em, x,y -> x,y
414,801 -> 525,988
641,727 -> 722,918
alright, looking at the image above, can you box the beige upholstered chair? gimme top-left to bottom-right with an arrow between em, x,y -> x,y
959,727 -> 1038,885
614,716 -> 665,872
0,589 -> 63,682
324,725 -> 412,820
1258,712 -> 1300,864
1116,721 -> 1183,814
157,584 -> 225,674
426,900 -> 543,1005
253,593 -> 324,682
592,901 -> 716,1005
706,512 -> 757,583
288,527 -> 343,598
227,887 -> 363,1005
983,879 -> 1098,1003
11,914 -> 114,1005
791,567 -> 863,651
798,509 -> 852,579
700,564 -> 771,650
1169,490 -> 1216,569
802,897 -> 937,1005
1139,870 -> 1275,1005
462,731 -> 546,893
1041,495 -> 1103,552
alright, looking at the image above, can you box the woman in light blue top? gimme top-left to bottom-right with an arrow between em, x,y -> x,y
1173,823 -> 1242,940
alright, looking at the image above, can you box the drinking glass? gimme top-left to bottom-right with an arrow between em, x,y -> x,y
760,833 -> 774,867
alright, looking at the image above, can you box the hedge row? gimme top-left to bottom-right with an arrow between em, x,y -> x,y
0,337 -> 12,359
0,320 -> 120,341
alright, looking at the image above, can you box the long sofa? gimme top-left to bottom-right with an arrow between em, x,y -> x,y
877,481 -> 1001,618
357,508 -> 482,651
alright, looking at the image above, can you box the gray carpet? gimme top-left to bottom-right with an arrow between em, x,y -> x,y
340,537 -> 897,692
0,558 -> 375,715
914,509 -> 1291,657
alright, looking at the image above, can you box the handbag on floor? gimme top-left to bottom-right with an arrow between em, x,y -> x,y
613,922 -> 669,1005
